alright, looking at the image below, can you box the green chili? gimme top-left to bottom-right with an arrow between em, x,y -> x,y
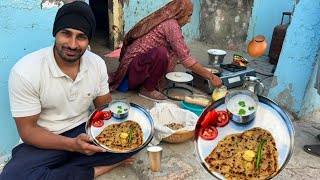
128,127 -> 135,144
256,139 -> 267,170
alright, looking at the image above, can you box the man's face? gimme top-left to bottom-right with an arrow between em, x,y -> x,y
54,28 -> 89,63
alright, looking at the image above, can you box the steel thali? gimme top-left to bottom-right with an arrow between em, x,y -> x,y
194,96 -> 294,179
86,103 -> 154,153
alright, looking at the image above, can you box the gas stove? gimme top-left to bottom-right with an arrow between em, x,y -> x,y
187,64 -> 256,94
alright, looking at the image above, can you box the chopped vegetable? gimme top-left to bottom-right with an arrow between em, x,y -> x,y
201,110 -> 218,127
199,125 -> 218,140
128,127 -> 135,144
238,109 -> 246,116
238,101 -> 246,107
117,105 -> 122,109
216,110 -> 230,127
248,106 -> 255,111
117,110 -> 123,114
124,108 -> 128,111
92,119 -> 104,127
256,139 -> 267,170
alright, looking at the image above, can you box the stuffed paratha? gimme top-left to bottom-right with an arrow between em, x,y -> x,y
95,120 -> 143,152
205,127 -> 279,180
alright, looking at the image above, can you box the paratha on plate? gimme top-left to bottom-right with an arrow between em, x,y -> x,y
95,120 -> 143,152
205,127 -> 279,180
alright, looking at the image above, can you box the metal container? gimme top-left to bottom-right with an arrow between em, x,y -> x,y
207,49 -> 226,65
242,76 -> 265,95
109,100 -> 130,119
225,89 -> 259,123
86,102 -> 154,153
194,96 -> 295,180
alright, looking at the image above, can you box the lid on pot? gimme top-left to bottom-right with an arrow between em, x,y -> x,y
207,49 -> 226,55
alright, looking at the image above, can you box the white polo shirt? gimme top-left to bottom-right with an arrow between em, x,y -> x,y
9,46 -> 109,134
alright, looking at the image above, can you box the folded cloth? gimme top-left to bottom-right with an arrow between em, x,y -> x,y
149,102 -> 198,145
104,48 -> 121,58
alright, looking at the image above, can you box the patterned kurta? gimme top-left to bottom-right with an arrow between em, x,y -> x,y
109,19 -> 198,91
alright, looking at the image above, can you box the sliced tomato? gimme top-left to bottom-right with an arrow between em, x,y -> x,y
102,111 -> 112,120
199,125 -> 218,140
201,109 -> 218,127
216,110 -> 230,127
92,111 -> 104,121
92,119 -> 104,127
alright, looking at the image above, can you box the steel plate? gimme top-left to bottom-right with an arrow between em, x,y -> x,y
86,103 -> 154,153
194,96 -> 295,179
166,72 -> 193,82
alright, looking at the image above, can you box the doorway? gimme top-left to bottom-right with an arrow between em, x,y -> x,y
89,0 -> 109,47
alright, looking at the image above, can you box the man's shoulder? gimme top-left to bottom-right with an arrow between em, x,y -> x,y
12,46 -> 52,75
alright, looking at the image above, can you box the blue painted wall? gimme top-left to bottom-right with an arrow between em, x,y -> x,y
0,0 -> 57,164
246,0 -> 295,54
268,1 -> 320,115
123,0 -> 200,41
301,57 -> 320,118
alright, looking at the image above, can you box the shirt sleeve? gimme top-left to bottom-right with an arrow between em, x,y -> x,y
9,70 -> 41,117
96,59 -> 110,96
164,20 -> 197,68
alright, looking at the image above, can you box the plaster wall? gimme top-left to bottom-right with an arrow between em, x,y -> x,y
200,0 -> 253,51
123,0 -> 200,42
0,0 -> 86,166
246,0 -> 295,54
300,57 -> 320,122
268,1 -> 320,116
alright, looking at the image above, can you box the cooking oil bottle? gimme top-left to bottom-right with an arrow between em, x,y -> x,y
212,85 -> 228,101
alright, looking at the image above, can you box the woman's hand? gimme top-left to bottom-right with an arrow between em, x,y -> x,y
189,63 -> 223,88
209,73 -> 223,88
72,133 -> 106,155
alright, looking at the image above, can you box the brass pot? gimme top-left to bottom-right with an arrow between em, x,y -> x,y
248,35 -> 268,58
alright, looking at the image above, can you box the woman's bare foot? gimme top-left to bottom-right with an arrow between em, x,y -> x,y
94,156 -> 136,177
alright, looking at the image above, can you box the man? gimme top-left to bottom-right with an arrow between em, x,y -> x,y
0,1 -> 136,180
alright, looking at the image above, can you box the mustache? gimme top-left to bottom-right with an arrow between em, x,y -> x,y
62,46 -> 80,52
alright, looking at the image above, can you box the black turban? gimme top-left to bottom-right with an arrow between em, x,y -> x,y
52,1 -> 96,41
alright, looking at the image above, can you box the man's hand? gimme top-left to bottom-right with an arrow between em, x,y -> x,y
72,133 -> 107,155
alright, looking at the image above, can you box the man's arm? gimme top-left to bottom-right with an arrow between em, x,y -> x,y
93,93 -> 112,109
15,114 -> 106,155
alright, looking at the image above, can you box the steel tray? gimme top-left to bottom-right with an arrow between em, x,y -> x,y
194,96 -> 295,179
86,103 -> 154,153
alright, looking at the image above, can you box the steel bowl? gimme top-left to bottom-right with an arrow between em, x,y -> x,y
207,49 -> 226,65
109,100 -> 130,119
225,89 -> 259,123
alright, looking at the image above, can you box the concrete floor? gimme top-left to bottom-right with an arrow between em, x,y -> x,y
91,31 -> 320,179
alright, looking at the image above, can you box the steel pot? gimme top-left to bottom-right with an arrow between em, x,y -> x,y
225,89 -> 259,123
109,100 -> 130,119
207,49 -> 226,65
